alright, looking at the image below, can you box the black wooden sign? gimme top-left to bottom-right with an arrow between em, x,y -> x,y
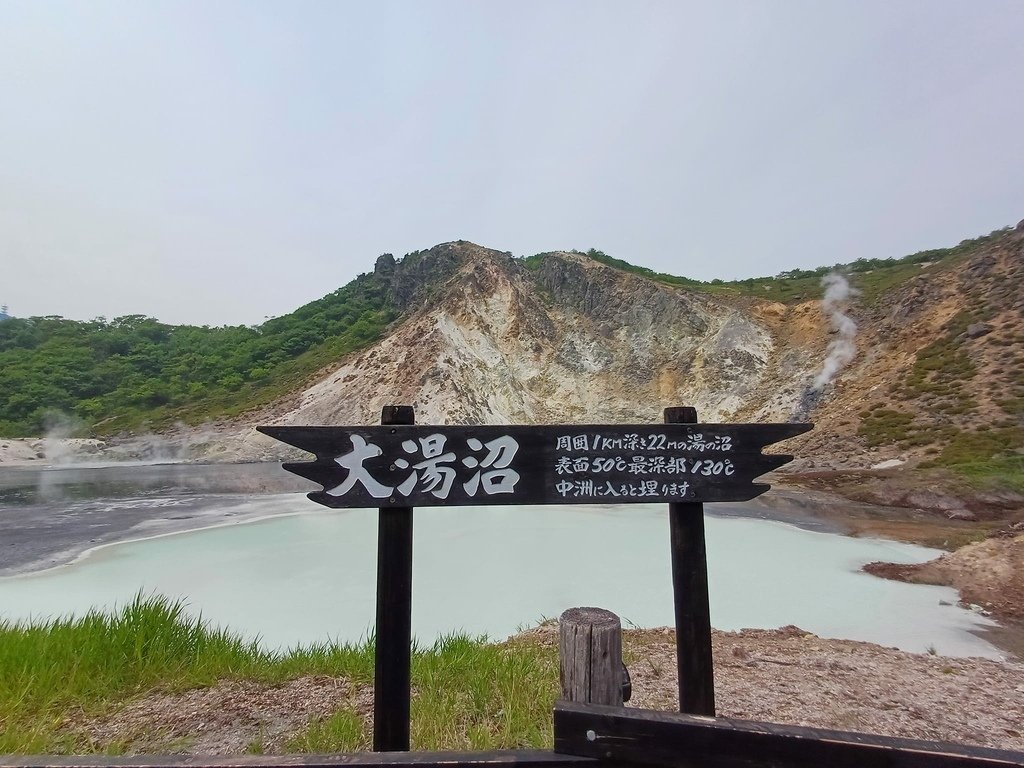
260,411 -> 812,751
257,422 -> 811,508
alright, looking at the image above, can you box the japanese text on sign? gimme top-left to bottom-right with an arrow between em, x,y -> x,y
552,431 -> 736,500
555,433 -> 733,453
327,433 -> 521,500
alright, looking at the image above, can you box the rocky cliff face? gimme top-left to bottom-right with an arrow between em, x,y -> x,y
258,243 -> 797,430
235,229 -> 1023,471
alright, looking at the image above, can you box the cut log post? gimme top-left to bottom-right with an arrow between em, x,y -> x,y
559,607 -> 624,706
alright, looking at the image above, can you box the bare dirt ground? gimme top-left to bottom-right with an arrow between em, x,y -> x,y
71,677 -> 375,755
623,626 -> 1024,750
71,625 -> 1024,756
524,623 -> 1024,752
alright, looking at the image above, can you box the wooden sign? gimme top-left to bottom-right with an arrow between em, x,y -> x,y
261,410 -> 812,751
257,422 -> 812,508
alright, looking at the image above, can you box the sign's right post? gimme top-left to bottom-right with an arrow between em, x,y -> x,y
665,406 -> 716,716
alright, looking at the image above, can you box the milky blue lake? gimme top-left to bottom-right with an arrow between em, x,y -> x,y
0,464 -> 1002,658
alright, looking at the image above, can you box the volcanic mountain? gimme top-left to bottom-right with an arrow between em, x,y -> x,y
225,225 -> 1023,478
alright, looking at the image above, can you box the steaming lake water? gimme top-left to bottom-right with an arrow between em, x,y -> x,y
0,463 -> 1003,658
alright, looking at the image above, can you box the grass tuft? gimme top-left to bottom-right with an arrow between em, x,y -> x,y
409,633 -> 558,750
285,710 -> 368,753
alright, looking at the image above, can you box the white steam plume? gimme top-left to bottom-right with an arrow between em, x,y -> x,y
42,410 -> 84,465
812,273 -> 857,391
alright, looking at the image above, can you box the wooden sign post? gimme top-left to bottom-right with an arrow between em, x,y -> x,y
665,406 -> 715,716
374,405 -> 415,752
259,409 -> 811,750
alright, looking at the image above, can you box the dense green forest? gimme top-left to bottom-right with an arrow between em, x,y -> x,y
0,273 -> 396,436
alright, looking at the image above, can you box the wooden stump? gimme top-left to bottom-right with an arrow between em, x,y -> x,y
559,607 -> 624,706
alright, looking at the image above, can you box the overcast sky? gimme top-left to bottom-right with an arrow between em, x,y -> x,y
1,1 -> 1022,326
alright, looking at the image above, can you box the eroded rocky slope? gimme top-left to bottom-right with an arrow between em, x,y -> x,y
256,244 -> 802,434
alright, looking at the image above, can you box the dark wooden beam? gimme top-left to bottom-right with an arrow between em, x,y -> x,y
373,405 -> 416,752
553,701 -> 1024,768
663,407 -> 715,716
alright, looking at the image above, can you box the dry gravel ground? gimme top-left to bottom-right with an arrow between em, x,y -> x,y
73,677 -> 374,755
74,625 -> 1024,756
620,626 -> 1024,750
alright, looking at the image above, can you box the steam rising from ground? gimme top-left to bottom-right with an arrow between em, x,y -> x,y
42,411 -> 86,465
791,273 -> 858,421
38,411 -> 190,466
812,273 -> 858,391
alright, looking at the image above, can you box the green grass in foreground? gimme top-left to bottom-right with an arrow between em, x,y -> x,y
0,595 -> 558,754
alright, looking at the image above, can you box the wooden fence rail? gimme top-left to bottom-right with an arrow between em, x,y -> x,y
553,701 -> 1024,768
5,712 -> 1023,768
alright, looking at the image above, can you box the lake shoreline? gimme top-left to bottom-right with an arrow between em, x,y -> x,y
752,486 -> 1024,662
2,462 -> 1018,661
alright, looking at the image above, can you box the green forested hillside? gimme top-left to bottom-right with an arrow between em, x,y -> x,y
0,273 -> 396,437
556,227 -> 1011,305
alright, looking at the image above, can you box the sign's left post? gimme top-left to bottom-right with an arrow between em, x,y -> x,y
373,404 -> 415,752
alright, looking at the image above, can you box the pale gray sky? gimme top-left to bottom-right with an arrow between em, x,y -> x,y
1,1 -> 1022,326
